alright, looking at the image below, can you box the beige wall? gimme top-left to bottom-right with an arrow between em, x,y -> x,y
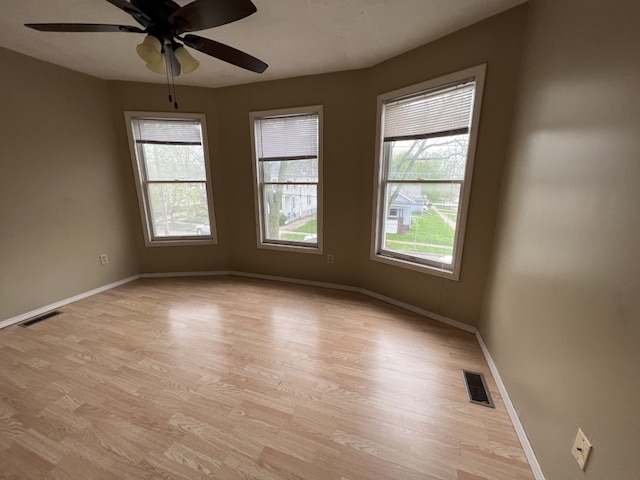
107,81 -> 232,274
215,70 -> 367,287
479,1 -> 640,479
107,6 -> 527,327
360,6 -> 527,325
0,47 -> 139,321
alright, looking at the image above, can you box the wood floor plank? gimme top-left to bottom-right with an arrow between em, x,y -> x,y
0,276 -> 535,479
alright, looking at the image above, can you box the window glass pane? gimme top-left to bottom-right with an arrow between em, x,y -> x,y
387,135 -> 468,181
382,183 -> 461,266
142,144 -> 206,181
261,158 -> 318,183
262,184 -> 318,242
147,183 -> 210,237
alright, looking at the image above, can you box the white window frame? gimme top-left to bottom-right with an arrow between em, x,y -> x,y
370,65 -> 486,280
249,105 -> 323,254
124,111 -> 218,247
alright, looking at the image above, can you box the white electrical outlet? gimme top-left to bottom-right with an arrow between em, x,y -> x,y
99,254 -> 109,265
327,254 -> 334,264
571,428 -> 592,471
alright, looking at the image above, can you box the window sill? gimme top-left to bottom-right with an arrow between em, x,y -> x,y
144,238 -> 218,247
371,252 -> 459,280
258,242 -> 323,255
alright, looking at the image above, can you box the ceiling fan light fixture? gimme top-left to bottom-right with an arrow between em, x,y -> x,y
145,56 -> 167,74
25,0 -> 268,109
136,34 -> 163,65
174,46 -> 200,74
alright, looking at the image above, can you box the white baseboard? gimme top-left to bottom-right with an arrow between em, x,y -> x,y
0,275 -> 140,330
140,271 -> 230,278
476,332 -> 546,480
229,271 -> 476,333
4,270 -> 475,337
140,270 -> 475,334
360,288 -> 477,334
229,270 -> 360,293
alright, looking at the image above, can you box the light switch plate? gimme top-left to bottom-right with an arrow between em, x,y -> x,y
571,428 -> 592,470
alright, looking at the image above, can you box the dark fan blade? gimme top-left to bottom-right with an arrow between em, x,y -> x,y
105,0 -> 152,27
25,23 -> 145,33
170,0 -> 257,33
182,34 -> 267,73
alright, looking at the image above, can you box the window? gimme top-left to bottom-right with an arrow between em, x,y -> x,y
124,112 -> 217,246
371,65 -> 486,279
250,106 -> 323,253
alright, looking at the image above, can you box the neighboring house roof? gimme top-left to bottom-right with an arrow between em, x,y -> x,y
390,189 -> 425,206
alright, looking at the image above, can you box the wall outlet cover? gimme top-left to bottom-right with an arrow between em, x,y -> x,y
571,428 -> 592,470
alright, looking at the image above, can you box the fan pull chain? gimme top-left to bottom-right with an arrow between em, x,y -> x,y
171,66 -> 178,110
165,61 -> 172,104
164,44 -> 178,110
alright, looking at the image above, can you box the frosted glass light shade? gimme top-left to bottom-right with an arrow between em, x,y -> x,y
136,35 -> 163,65
174,47 -> 200,74
146,56 -> 166,74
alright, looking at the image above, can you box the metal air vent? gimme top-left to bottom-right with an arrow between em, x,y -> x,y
20,310 -> 61,327
462,370 -> 495,408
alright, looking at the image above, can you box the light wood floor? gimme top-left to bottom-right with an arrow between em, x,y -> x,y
0,276 -> 534,480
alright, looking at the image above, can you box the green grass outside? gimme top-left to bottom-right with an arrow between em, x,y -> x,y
280,219 -> 316,240
434,205 -> 458,222
274,216 -> 316,242
282,215 -> 454,254
386,241 -> 452,256
282,232 -> 307,241
386,211 -> 455,246
295,219 -> 317,233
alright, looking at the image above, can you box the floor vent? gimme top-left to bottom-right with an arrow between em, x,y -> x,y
462,370 -> 495,408
19,311 -> 61,327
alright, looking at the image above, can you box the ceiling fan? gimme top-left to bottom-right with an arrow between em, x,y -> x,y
25,0 -> 269,78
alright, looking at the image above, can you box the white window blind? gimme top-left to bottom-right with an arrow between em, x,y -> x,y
131,118 -> 202,144
255,114 -> 319,160
383,81 -> 475,141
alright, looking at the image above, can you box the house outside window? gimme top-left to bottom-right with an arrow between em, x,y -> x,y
250,106 -> 323,253
124,112 -> 217,246
371,65 -> 486,279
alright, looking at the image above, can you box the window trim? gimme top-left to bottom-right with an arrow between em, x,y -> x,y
124,111 -> 218,247
370,64 -> 486,280
249,105 -> 323,255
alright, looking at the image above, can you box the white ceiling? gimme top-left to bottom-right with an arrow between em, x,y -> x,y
0,0 -> 526,88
